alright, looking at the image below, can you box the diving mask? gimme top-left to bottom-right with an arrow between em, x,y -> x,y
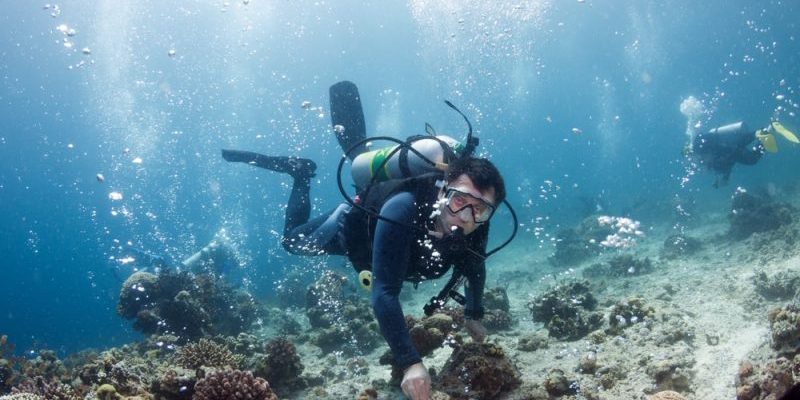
444,187 -> 496,224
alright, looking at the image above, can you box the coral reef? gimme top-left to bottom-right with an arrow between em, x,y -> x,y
517,332 -> 549,352
483,287 -> 511,313
768,303 -> 800,355
174,338 -> 243,370
548,215 -> 634,267
193,370 -> 277,400
527,281 -> 604,340
753,270 -> 800,300
729,190 -> 795,240
117,270 -> 259,342
482,309 -> 514,331
0,395 -> 44,400
660,234 -> 702,259
607,297 -> 655,335
647,391 -> 687,400
746,222 -> 800,266
380,313 -> 458,369
548,228 -> 598,268
481,286 -> 514,332
542,368 -> 577,396
10,377 -> 80,400
304,271 -> 381,355
254,337 -> 304,392
274,269 -> 313,309
644,342 -> 695,392
305,271 -> 350,329
435,342 -> 520,400
736,356 -> 800,400
583,254 -> 654,278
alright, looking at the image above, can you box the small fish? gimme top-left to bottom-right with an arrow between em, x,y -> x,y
96,173 -> 105,183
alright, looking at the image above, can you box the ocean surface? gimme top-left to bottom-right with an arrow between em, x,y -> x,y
1,0 -> 798,381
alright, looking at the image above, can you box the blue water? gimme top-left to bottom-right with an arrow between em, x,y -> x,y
1,1 -> 798,355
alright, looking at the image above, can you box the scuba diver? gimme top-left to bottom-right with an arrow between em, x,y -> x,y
222,81 -> 515,400
113,229 -> 241,279
688,120 -> 798,187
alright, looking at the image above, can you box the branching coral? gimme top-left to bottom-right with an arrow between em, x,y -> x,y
255,337 -> 304,391
175,338 -> 243,370
193,370 -> 277,400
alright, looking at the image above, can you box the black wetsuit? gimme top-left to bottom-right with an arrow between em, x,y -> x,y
283,175 -> 488,370
692,124 -> 763,186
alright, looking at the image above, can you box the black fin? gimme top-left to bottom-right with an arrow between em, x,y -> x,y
221,149 -> 316,180
329,81 -> 367,160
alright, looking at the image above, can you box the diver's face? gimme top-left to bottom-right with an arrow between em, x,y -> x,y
438,174 -> 496,236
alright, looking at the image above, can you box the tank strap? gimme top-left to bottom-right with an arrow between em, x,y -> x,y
399,135 -> 428,178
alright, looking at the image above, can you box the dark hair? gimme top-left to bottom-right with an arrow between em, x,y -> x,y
446,157 -> 506,204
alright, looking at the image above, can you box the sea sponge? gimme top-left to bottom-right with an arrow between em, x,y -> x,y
174,338 -> 243,370
193,370 -> 277,400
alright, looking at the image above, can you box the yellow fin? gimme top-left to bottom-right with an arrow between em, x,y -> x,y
757,131 -> 778,153
772,122 -> 800,143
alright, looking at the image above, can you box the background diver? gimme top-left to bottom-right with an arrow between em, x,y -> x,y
222,80 -> 510,400
687,120 -> 798,187
113,229 -> 241,280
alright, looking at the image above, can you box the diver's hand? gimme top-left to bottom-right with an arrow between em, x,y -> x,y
464,318 -> 487,343
401,362 -> 431,400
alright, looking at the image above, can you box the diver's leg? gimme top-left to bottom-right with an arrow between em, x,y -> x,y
330,81 -> 367,160
221,149 -> 316,180
737,144 -> 764,166
284,174 -> 313,239
282,203 -> 350,255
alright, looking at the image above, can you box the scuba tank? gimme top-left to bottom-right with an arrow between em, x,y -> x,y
350,135 -> 463,189
708,121 -> 749,136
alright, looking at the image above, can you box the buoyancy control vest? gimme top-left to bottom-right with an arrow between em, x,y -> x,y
342,173 -> 488,280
